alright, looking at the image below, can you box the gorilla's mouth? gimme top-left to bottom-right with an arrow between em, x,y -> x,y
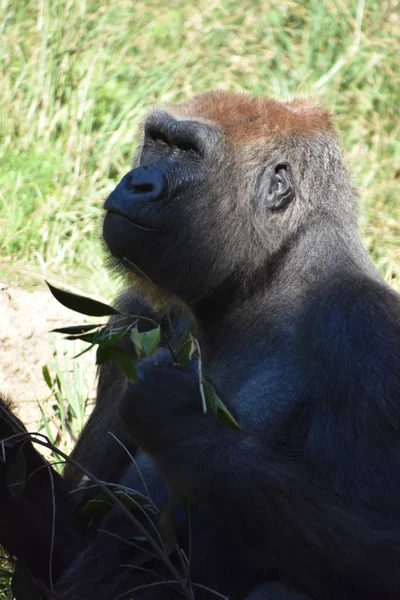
103,166 -> 169,235
105,207 -> 164,233
103,209 -> 167,262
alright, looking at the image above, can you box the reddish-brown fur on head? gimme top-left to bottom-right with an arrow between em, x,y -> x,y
170,91 -> 334,144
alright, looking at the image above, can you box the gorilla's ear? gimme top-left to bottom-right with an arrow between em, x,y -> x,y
264,160 -> 295,210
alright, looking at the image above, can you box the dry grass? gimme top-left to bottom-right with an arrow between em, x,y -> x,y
0,0 -> 399,296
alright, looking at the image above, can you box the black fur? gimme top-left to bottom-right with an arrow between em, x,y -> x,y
2,92 -> 400,599
0,396 -> 83,593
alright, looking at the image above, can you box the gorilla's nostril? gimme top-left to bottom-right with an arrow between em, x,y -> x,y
133,182 -> 154,194
124,166 -> 167,201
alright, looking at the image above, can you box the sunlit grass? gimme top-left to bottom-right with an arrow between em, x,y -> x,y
0,1 -> 399,593
0,0 -> 399,296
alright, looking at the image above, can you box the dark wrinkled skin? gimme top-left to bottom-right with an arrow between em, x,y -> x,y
2,92 -> 400,600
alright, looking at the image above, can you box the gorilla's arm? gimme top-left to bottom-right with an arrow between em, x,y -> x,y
117,285 -> 400,600
0,395 -> 83,589
63,292 -> 190,491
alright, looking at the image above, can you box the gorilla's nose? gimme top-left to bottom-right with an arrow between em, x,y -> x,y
126,166 -> 166,201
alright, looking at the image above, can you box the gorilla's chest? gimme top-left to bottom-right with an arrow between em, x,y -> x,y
205,351 -> 311,447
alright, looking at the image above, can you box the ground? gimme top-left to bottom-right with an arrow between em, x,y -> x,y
0,283 -> 97,431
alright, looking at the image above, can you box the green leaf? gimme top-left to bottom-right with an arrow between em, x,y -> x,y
41,364 -> 53,390
132,535 -> 148,542
177,332 -> 197,369
202,378 -> 243,432
73,343 -> 95,359
66,324 -> 132,345
140,326 -> 161,357
96,324 -> 133,346
37,402 -> 55,446
52,324 -> 102,335
76,488 -> 149,521
129,538 -> 153,567
202,378 -> 218,413
157,500 -> 176,555
55,373 -> 62,395
130,325 -> 161,358
96,345 -> 138,381
46,281 -> 119,316
0,567 -> 12,578
7,445 -> 27,501
214,395 -> 243,432
76,494 -> 114,520
114,489 -> 151,510
65,331 -> 101,343
108,347 -> 138,382
77,474 -> 91,489
130,325 -> 143,358
96,345 -> 111,364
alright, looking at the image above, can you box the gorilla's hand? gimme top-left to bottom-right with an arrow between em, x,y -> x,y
117,349 -> 209,456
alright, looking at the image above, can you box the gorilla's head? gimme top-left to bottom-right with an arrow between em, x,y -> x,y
103,92 -> 345,305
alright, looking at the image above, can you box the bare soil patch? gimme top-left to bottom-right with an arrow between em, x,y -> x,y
0,283 -> 97,430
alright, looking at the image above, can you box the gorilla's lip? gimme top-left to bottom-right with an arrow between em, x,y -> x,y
105,208 -> 165,233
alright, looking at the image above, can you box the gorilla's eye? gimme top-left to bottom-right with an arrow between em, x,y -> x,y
147,128 -> 170,147
146,125 -> 202,157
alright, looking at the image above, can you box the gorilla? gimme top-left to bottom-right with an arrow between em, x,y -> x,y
1,91 -> 400,600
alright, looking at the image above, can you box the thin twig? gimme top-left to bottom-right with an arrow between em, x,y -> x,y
116,579 -> 186,599
47,465 -> 56,595
1,430 -> 192,598
120,564 -> 165,581
8,460 -> 66,491
187,499 -> 193,573
97,529 -> 158,561
107,431 -> 157,511
190,336 -> 207,414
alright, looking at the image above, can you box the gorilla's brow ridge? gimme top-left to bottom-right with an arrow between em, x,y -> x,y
169,91 -> 335,144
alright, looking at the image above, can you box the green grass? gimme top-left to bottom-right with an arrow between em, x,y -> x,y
40,339 -> 94,462
0,2 -> 399,593
0,0 -> 399,298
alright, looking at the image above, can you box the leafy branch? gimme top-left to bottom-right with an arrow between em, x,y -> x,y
46,282 -> 242,431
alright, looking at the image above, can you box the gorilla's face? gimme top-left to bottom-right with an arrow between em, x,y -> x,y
103,110 -> 248,303
104,111 -> 222,236
103,100 -> 296,304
